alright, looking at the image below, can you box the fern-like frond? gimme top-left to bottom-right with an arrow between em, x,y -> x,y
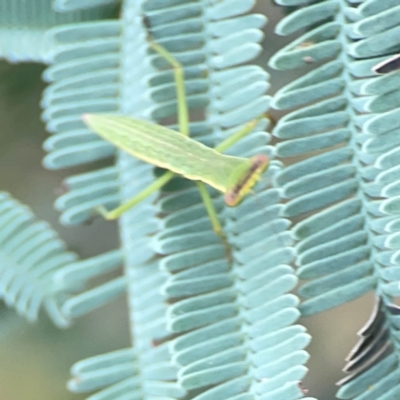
42,19 -> 122,225
0,0 -> 115,63
268,0 -> 400,316
41,2 -> 182,398
0,192 -> 76,327
337,297 -> 400,399
41,1 -> 311,398
331,1 -> 400,397
272,0 -> 400,395
350,1 -> 400,304
159,183 -> 310,398
0,192 -> 124,328
140,1 -> 309,399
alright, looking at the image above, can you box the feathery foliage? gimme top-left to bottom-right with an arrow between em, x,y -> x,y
270,0 -> 376,315
0,192 -> 76,327
0,191 -> 125,328
42,18 -> 122,224
11,0 -> 400,398
271,0 -> 400,397
39,0 -> 312,399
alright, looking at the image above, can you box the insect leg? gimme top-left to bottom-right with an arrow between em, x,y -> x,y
151,43 -> 232,246
196,181 -> 233,261
95,42 -> 187,220
96,171 -> 175,220
216,114 -> 266,153
149,45 -> 233,243
150,42 -> 189,137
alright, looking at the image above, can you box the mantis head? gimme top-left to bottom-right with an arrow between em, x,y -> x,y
224,154 -> 270,207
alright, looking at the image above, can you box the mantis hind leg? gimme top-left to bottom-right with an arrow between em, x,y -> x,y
150,44 -> 230,240
151,45 -> 231,238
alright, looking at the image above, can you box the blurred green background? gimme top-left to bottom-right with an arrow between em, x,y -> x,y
0,2 -> 375,399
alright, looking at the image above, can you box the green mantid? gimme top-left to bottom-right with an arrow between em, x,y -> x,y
83,43 -> 270,243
